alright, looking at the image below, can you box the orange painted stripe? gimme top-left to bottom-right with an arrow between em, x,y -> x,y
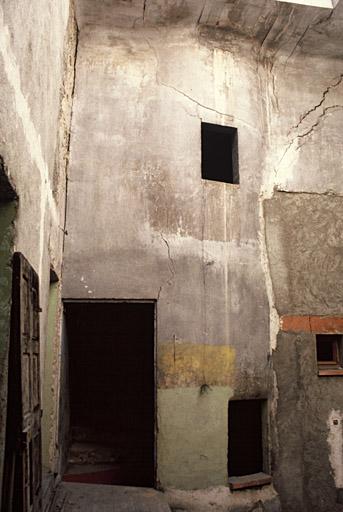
280,316 -> 343,334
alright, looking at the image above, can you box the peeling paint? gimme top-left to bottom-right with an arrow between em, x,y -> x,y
259,199 -> 279,351
158,342 -> 235,388
327,409 -> 343,488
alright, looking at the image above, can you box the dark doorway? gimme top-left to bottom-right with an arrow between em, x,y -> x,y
2,253 -> 42,512
63,301 -> 155,487
228,399 -> 264,477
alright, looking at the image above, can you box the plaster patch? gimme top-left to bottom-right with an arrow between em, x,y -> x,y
258,199 -> 279,351
327,409 -> 343,487
0,7 -> 59,276
150,227 -> 258,257
213,49 -> 232,121
274,141 -> 300,189
158,342 -> 235,388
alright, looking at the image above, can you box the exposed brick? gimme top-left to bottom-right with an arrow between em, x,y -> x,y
310,316 -> 343,333
280,315 -> 311,332
280,316 -> 343,334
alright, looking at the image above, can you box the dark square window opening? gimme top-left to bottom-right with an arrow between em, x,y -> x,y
228,399 -> 269,481
201,122 -> 239,184
316,334 -> 342,368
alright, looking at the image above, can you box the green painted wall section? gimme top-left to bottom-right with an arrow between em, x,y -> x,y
42,281 -> 60,470
157,386 -> 233,490
0,201 -> 16,495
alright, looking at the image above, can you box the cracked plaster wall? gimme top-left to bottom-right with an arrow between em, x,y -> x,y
64,2 -> 343,507
0,0 -> 76,501
63,23 -> 271,492
261,35 -> 343,512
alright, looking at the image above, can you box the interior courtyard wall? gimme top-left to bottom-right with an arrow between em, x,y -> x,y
0,0 -> 76,500
63,3 -> 343,510
63,24 -> 271,490
262,47 -> 343,512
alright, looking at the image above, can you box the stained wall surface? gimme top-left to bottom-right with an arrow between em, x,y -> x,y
0,0 -> 76,502
63,22 -> 271,491
63,1 -> 343,510
262,36 -> 343,510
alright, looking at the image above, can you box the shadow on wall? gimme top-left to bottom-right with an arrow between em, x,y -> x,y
0,156 -> 17,507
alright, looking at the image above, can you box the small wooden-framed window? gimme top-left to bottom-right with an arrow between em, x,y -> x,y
316,335 -> 343,376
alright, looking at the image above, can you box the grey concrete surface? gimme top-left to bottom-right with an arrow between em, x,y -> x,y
63,19 -> 270,489
265,192 -> 343,315
75,0 -> 343,60
53,483 -> 171,512
2,1 -> 342,511
272,331 -> 343,512
60,0 -> 343,509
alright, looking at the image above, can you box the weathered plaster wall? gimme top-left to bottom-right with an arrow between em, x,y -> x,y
64,1 -> 343,510
63,22 -> 271,492
262,41 -> 343,512
0,0 -> 76,500
272,332 -> 343,512
265,193 -> 343,315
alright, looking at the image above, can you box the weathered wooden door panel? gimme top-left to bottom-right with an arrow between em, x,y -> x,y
1,252 -> 42,512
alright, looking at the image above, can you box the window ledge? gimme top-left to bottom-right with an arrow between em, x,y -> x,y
318,368 -> 343,376
228,472 -> 272,491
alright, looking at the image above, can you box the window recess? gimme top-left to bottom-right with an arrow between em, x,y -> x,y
316,334 -> 343,376
228,399 -> 271,491
201,122 -> 239,184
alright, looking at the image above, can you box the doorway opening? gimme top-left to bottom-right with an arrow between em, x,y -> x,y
228,399 -> 268,477
0,157 -> 17,510
62,300 -> 155,487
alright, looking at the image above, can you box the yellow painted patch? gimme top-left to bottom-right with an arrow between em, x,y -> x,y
157,342 -> 235,388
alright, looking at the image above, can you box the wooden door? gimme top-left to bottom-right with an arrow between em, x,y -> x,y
2,252 -> 42,512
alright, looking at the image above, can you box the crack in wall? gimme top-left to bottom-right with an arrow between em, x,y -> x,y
196,0 -> 207,25
62,14 -> 79,255
144,37 -> 234,120
284,24 -> 311,66
157,233 -> 176,300
160,80 -> 234,119
296,104 -> 343,150
284,10 -> 334,67
145,36 -> 259,132
278,103 -> 342,170
142,0 -> 147,24
290,73 -> 343,135
277,75 -> 343,173
50,0 -> 79,480
276,188 -> 343,197
255,52 -> 280,358
161,233 -> 176,284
